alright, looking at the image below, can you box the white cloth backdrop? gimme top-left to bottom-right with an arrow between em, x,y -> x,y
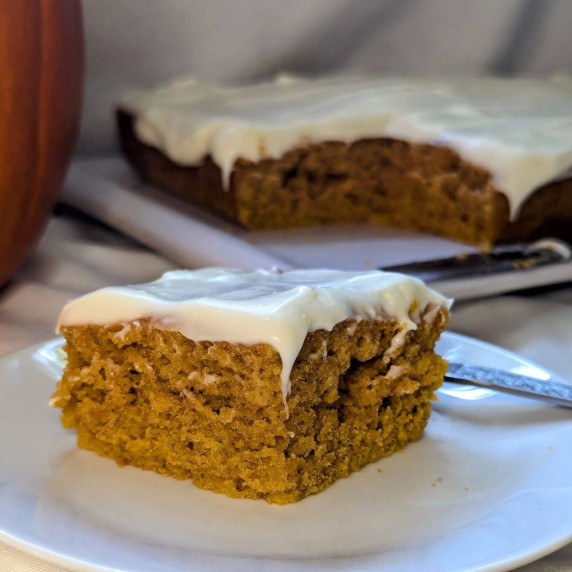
2,0 -> 572,568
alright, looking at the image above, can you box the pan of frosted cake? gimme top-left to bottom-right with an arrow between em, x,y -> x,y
117,75 -> 572,248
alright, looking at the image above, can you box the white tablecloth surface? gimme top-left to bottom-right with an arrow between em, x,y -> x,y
0,211 -> 571,572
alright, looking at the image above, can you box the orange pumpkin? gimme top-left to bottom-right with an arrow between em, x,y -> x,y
0,0 -> 84,286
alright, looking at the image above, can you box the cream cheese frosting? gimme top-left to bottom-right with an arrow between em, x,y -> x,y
120,75 -> 572,218
57,268 -> 452,404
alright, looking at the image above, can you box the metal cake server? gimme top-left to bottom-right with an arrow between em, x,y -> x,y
382,238 -> 572,282
445,363 -> 572,408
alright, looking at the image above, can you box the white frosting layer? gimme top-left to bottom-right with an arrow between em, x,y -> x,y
57,268 -> 451,404
121,75 -> 572,218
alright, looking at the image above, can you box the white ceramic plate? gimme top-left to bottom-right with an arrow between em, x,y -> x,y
0,333 -> 571,572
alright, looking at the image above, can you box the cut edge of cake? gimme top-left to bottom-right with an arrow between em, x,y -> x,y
118,110 -> 572,248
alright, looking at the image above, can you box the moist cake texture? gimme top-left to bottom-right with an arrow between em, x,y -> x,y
118,75 -> 572,247
52,268 -> 451,504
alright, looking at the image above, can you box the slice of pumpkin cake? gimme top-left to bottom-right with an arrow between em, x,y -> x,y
51,268 -> 451,504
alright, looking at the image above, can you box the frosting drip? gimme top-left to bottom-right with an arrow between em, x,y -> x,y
120,75 -> 572,218
57,268 -> 452,404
